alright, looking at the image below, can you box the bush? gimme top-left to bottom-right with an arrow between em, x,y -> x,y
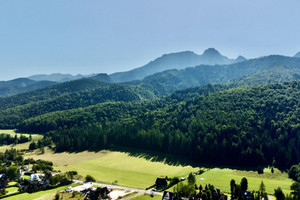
85,175 -> 96,182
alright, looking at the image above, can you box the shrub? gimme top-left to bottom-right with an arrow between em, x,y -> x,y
85,175 -> 96,182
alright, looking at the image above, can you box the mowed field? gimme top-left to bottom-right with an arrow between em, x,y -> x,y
172,168 -> 293,195
25,148 -> 294,195
0,129 -> 43,152
1,130 -> 294,196
3,185 -> 71,200
25,148 -> 199,189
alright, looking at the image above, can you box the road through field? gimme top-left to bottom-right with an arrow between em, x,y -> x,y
72,179 -> 163,196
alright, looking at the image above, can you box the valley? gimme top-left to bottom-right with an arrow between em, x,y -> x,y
0,49 -> 300,199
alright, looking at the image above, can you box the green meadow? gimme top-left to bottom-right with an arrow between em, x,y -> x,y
0,130 -> 294,198
0,129 -> 43,152
3,185 -> 70,200
25,147 -> 294,195
55,150 -> 199,189
131,194 -> 162,200
172,168 -> 293,195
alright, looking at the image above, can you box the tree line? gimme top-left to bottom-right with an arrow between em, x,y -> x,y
18,81 -> 300,170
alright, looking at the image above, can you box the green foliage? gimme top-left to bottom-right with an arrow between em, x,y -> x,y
274,187 -> 285,200
7,165 -> 18,180
290,182 -> 300,200
14,81 -> 300,169
0,148 -> 24,166
0,79 -> 154,128
187,172 -> 196,186
288,163 -> 300,182
241,177 -> 248,190
230,179 -> 236,197
85,175 -> 96,182
0,133 -> 30,146
259,181 -> 266,194
173,182 -> 196,199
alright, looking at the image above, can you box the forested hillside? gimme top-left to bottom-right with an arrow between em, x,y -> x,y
18,81 -> 300,169
0,78 -> 56,97
0,79 -> 155,128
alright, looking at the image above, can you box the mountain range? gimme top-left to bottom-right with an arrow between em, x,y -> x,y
1,48 -> 300,169
109,48 -> 246,83
0,48 -> 299,97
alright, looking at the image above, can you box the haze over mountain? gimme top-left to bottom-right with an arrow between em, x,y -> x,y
28,73 -> 94,82
109,48 -> 246,83
0,78 -> 56,97
132,55 -> 300,95
295,52 -> 300,58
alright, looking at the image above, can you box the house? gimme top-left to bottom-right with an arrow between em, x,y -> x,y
83,187 -> 110,200
156,178 -> 168,189
16,169 -> 22,179
242,190 -> 252,199
162,191 -> 176,200
0,174 -> 8,188
66,186 -> 73,193
28,174 -> 40,182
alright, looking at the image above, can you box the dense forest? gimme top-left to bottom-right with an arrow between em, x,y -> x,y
0,79 -> 154,128
17,81 -> 300,169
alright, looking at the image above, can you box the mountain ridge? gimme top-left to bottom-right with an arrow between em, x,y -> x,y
109,48 -> 245,83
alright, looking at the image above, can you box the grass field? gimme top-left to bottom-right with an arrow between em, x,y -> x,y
25,148 -> 200,189
55,150 -> 199,189
131,194 -> 162,200
0,129 -> 43,152
0,129 -> 293,197
24,147 -> 294,196
171,168 -> 293,195
3,185 -> 71,200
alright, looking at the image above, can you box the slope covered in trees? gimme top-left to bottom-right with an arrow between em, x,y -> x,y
0,78 -> 155,128
18,81 -> 300,169
0,78 -> 56,97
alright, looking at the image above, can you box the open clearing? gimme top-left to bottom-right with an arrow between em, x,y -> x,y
0,129 -> 43,152
172,168 -> 293,195
24,148 -> 294,195
3,185 -> 71,200
25,148 -> 200,189
131,194 -> 162,200
1,129 -> 294,197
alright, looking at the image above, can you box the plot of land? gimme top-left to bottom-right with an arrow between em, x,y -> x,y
25,148 -> 199,189
172,168 -> 293,195
0,129 -> 43,152
3,185 -> 71,200
55,151 -> 199,189
24,147 -> 294,195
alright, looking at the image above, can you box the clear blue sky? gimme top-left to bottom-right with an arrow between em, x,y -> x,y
1,0 -> 300,81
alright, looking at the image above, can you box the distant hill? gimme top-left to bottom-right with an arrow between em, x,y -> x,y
0,78 -> 36,88
28,73 -> 93,82
0,78 -> 56,97
109,48 -> 246,83
237,66 -> 300,86
89,73 -> 112,83
0,78 -> 155,128
294,52 -> 300,58
132,55 -> 300,96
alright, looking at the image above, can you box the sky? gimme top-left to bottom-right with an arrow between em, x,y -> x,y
1,0 -> 300,81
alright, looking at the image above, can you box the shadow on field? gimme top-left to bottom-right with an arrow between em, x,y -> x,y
106,146 -> 200,168
65,146 -> 266,172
